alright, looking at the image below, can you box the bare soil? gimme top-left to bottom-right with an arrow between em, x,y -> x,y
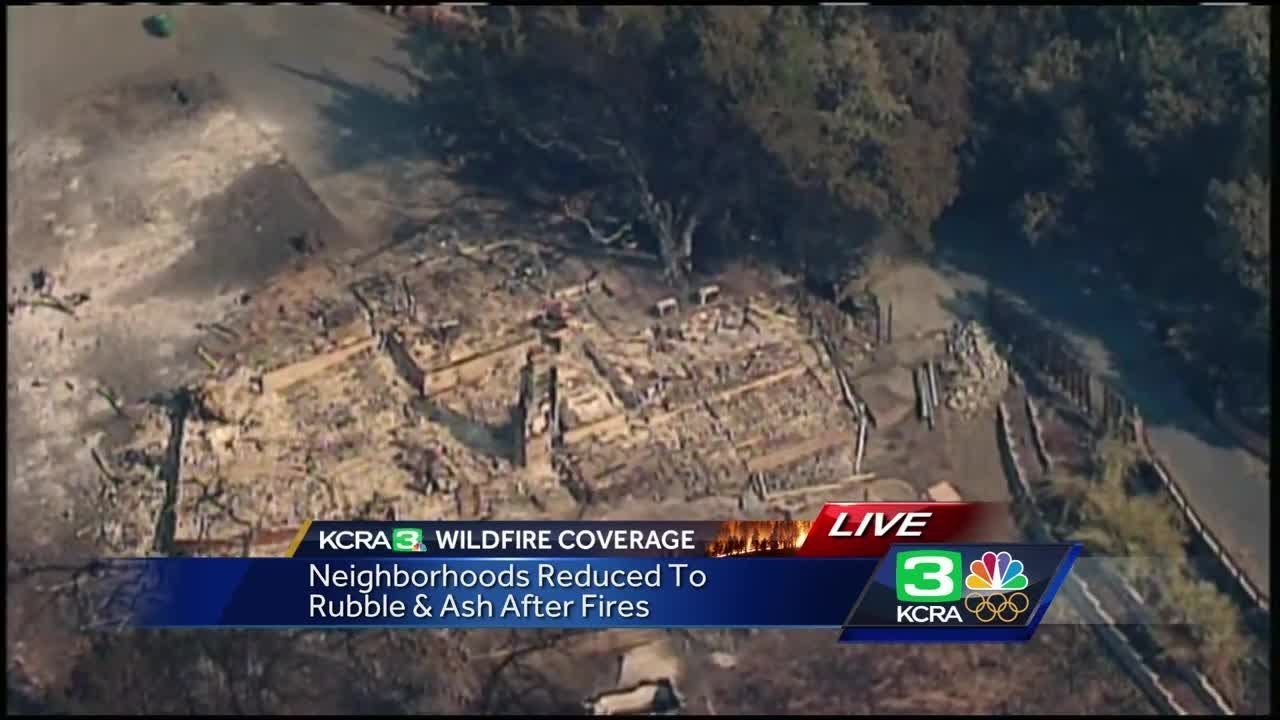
6,70 -> 357,693
697,626 -> 1152,715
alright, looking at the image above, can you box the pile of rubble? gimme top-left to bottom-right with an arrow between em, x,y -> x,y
941,321 -> 1008,417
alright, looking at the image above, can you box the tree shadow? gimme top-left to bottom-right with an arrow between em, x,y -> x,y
273,61 -> 424,175
273,21 -> 834,281
933,213 -> 1246,453
271,52 -> 612,264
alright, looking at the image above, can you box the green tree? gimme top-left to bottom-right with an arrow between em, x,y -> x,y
1206,175 -> 1270,303
408,7 -> 972,284
409,7 -> 718,281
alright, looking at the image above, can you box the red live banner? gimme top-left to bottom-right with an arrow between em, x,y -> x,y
796,502 -> 1004,558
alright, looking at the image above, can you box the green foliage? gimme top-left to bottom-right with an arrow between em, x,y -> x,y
403,5 -> 1267,421
1092,435 -> 1141,488
694,6 -> 972,249
957,6 -> 1270,428
1045,438 -> 1252,692
411,6 -> 978,275
1206,174 -> 1271,299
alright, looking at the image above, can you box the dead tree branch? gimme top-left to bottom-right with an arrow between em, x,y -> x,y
561,195 -> 632,246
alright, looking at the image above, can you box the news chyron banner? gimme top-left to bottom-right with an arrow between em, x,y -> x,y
120,503 -> 1078,643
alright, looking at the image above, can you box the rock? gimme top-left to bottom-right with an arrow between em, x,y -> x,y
941,321 -> 1008,417
194,367 -> 260,423
709,651 -> 737,669
195,383 -> 234,422
206,424 -> 238,452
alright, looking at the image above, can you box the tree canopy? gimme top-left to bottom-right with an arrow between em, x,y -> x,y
408,5 -> 1269,428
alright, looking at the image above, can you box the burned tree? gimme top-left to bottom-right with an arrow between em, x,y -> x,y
408,7 -> 778,285
406,7 -> 974,290
559,192 -> 631,247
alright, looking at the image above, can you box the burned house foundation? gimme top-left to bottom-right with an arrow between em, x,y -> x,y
95,234 -> 1012,556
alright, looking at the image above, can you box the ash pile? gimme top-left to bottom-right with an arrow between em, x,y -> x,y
940,321 -> 1008,417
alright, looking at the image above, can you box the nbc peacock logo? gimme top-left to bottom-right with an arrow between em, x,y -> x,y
963,551 -> 1031,623
965,550 -> 1028,591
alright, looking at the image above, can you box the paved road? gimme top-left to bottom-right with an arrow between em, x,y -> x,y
937,216 -> 1270,593
9,6 -> 1268,592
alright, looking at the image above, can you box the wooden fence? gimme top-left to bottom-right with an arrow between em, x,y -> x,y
986,289 -> 1269,616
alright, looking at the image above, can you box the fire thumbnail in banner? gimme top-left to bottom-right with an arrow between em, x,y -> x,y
839,544 -> 1079,643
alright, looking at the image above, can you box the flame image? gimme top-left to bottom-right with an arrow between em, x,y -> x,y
706,520 -> 813,557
